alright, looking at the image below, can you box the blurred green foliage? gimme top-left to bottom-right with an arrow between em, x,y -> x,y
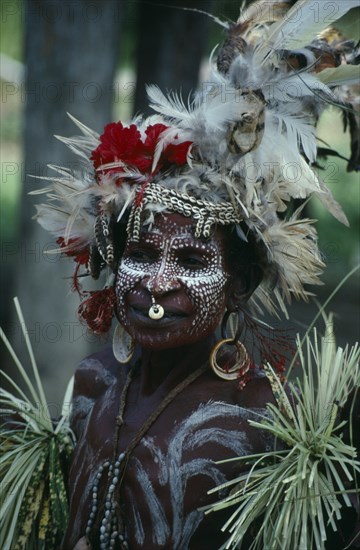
0,0 -> 24,61
1,78 -> 22,242
0,2 -> 24,240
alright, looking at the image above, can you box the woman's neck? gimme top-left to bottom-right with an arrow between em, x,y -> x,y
137,333 -> 216,394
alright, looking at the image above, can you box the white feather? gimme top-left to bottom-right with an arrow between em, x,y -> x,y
148,82 -> 244,133
64,204 -> 81,243
35,202 -> 94,242
29,186 -> 53,195
147,85 -> 194,125
237,122 -> 321,206
66,112 -> 100,139
263,71 -> 333,103
315,178 -> 349,226
117,190 -> 136,222
151,127 -> 183,172
255,1 -> 357,65
278,1 -> 357,51
179,7 -> 229,29
55,134 -> 98,161
270,110 -> 317,163
97,163 -> 148,186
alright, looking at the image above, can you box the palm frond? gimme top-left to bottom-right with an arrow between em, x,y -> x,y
206,314 -> 360,550
0,298 -> 75,550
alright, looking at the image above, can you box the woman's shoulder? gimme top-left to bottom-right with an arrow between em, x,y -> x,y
70,347 -> 125,438
204,366 -> 278,410
241,366 -> 277,406
72,347 -> 120,398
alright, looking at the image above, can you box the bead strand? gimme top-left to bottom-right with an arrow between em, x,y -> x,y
93,452 -> 127,549
86,460 -> 110,538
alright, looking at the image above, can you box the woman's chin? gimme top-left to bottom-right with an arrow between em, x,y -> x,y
128,324 -> 218,352
131,330 -> 195,351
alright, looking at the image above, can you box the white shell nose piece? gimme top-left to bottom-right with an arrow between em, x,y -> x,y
148,303 -> 164,320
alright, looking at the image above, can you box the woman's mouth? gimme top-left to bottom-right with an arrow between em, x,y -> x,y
129,304 -> 189,326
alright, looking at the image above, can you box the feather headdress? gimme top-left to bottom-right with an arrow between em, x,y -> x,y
33,0 -> 359,332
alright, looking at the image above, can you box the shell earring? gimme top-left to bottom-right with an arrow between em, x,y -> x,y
112,323 -> 134,364
148,296 -> 164,320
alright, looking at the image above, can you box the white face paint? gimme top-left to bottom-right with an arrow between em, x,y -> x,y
115,213 -> 231,349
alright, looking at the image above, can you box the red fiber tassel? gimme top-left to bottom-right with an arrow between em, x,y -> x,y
78,287 -> 115,333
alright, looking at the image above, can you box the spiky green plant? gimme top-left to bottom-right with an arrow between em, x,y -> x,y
207,315 -> 360,550
0,298 -> 75,550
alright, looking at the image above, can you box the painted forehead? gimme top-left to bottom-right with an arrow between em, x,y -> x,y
128,213 -> 226,251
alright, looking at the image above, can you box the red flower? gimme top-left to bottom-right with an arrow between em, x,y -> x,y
90,121 -> 192,183
90,122 -> 143,171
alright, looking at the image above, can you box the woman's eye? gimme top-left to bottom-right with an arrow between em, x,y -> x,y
179,256 -> 207,270
127,250 -> 155,263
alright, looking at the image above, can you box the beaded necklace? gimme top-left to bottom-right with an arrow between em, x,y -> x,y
85,360 -> 210,549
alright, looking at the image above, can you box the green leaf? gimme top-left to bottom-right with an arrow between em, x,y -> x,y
0,299 -> 76,550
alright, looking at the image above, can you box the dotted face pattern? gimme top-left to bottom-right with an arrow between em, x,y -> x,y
115,214 -> 231,346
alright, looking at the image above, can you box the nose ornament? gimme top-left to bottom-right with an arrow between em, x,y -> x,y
148,296 -> 164,320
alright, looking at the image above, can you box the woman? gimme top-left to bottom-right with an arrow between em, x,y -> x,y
65,212 -> 278,549
31,1 -> 359,548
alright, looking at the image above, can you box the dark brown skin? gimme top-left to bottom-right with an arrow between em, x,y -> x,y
63,347 -> 277,550
62,214 -> 278,549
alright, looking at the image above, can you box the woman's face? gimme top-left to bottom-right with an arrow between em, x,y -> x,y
115,213 -> 233,350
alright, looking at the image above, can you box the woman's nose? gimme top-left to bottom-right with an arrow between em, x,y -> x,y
144,265 -> 182,295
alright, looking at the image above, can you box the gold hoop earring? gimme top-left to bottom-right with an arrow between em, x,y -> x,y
112,323 -> 134,364
210,338 -> 250,386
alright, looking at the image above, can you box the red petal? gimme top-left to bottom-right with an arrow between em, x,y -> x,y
90,122 -> 143,171
144,123 -> 169,147
164,141 -> 192,165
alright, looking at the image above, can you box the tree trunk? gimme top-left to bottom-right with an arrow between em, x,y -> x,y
9,0 -> 122,406
134,0 -> 214,116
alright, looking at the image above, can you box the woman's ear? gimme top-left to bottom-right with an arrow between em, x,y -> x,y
226,264 -> 263,312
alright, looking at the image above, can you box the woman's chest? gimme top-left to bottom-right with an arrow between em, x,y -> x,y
68,376 -> 274,549
88,396 -> 270,548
